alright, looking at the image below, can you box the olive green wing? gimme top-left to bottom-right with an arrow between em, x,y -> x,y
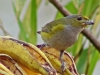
41,22 -> 54,33
41,18 -> 66,33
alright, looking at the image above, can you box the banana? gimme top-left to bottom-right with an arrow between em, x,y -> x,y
0,63 -> 14,75
0,36 -> 57,75
0,54 -> 27,75
41,46 -> 79,75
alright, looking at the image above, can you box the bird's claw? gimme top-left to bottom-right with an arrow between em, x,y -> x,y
61,60 -> 66,72
36,44 -> 46,50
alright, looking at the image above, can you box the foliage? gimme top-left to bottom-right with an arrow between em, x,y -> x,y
12,0 -> 40,44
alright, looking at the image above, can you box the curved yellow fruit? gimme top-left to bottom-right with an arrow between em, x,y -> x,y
0,63 -> 14,75
18,62 -> 42,75
0,36 -> 57,75
0,54 -> 27,75
42,46 -> 79,75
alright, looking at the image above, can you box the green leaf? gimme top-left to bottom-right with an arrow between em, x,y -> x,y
17,17 -> 29,42
77,49 -> 88,74
72,34 -> 83,55
55,1 -> 78,19
55,12 -> 63,19
22,0 -> 37,44
87,49 -> 99,75
12,1 -> 29,42
82,0 -> 93,16
12,1 -> 17,15
82,0 -> 99,16
29,0 -> 37,44
65,1 -> 78,14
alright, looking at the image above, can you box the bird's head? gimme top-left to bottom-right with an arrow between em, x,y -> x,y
66,14 -> 94,27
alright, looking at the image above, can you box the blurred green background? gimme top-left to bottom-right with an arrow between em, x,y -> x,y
0,0 -> 100,75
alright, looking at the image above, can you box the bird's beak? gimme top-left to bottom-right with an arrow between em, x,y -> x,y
85,20 -> 94,25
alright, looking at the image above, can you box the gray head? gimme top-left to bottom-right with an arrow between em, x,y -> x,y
65,14 -> 94,27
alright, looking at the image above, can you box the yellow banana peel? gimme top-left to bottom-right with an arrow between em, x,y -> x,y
0,54 -> 27,75
0,36 -> 57,75
0,36 -> 79,75
41,47 -> 79,75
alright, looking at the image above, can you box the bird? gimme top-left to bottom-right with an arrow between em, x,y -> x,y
38,14 -> 94,71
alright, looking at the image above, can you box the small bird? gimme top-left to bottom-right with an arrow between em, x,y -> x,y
39,14 -> 94,71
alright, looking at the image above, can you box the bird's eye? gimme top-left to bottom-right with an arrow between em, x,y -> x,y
77,16 -> 82,20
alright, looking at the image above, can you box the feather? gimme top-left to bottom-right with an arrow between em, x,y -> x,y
37,31 -> 41,34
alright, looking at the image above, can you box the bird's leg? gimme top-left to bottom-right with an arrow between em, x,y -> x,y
60,50 -> 66,72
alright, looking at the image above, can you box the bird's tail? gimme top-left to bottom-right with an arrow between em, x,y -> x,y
37,31 -> 41,34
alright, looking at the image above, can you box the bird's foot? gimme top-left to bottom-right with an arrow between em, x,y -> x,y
36,44 -> 46,50
61,60 -> 66,72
